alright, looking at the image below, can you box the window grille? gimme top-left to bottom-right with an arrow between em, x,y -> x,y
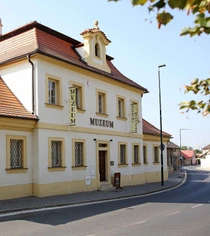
120,144 -> 126,164
133,145 -> 139,164
51,141 -> 62,167
10,139 -> 23,168
48,80 -> 56,104
154,147 -> 159,163
98,94 -> 103,113
143,146 -> 147,163
75,142 -> 83,166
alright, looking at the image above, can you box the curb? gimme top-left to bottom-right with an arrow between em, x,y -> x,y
0,171 -> 186,216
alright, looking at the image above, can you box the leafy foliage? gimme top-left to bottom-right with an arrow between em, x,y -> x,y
108,0 -> 210,115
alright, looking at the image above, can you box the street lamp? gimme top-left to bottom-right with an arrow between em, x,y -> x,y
179,128 -> 191,165
158,64 -> 166,186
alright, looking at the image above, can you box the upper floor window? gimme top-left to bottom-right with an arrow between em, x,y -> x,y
48,80 -> 56,104
46,74 -> 63,109
96,89 -> 107,116
117,95 -> 126,118
95,43 -> 100,58
70,81 -> 85,112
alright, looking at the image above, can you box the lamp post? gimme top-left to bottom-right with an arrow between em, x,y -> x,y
179,128 -> 191,166
158,64 -> 166,186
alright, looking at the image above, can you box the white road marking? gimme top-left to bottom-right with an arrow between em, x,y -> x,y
166,211 -> 181,216
86,234 -> 96,236
191,204 -> 203,209
123,220 -> 147,228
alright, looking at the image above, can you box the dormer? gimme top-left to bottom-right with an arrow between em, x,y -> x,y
79,21 -> 111,73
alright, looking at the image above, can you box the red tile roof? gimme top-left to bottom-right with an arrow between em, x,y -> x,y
0,21 -> 148,93
0,77 -> 38,120
143,119 -> 171,138
80,28 -> 111,43
181,150 -> 195,159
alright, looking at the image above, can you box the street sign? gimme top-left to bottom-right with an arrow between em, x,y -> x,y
159,143 -> 165,151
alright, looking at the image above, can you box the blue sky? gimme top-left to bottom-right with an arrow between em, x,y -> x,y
1,0 -> 209,149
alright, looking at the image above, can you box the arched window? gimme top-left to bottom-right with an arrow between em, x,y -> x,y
95,43 -> 100,58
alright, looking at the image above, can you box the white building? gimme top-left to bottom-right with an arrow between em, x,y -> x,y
0,21 -> 171,200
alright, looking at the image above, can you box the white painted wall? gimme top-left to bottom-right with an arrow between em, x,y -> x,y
1,61 -> 33,113
37,59 -> 143,135
0,130 -> 33,186
201,155 -> 210,170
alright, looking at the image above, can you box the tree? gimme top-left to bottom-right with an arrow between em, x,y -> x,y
188,146 -> 193,150
109,0 -> 210,116
181,146 -> 188,150
194,149 -> 202,154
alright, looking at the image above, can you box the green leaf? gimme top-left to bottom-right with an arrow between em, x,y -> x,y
168,0 -> 188,10
157,12 -> 173,26
152,0 -> 166,9
180,27 -> 191,36
132,0 -> 147,6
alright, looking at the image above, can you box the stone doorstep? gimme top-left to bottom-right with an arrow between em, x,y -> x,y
99,183 -> 116,191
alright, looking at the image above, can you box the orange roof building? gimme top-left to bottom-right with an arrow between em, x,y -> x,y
0,20 -> 172,200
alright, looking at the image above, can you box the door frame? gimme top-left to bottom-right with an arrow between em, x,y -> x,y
96,140 -> 111,189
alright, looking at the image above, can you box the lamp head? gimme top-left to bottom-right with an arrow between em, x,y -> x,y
158,64 -> 166,68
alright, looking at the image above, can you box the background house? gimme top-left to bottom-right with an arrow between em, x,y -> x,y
181,150 -> 197,165
167,141 -> 180,171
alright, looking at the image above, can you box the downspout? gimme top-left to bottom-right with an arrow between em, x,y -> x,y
27,55 -> 35,115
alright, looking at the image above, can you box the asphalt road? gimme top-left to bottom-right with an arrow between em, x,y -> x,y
0,166 -> 210,236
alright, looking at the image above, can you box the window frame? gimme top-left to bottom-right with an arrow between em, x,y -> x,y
45,74 -> 63,109
6,135 -> 27,174
96,89 -> 108,117
116,95 -> 126,120
118,142 -> 128,167
48,137 -> 66,171
130,99 -> 140,122
132,143 -> 140,166
70,81 -> 85,112
72,139 -> 87,170
153,145 -> 160,164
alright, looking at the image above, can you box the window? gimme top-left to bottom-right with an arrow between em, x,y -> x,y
51,141 -> 62,167
96,89 -> 107,116
116,95 -> 126,119
72,139 -> 86,170
75,142 -> 83,166
70,81 -> 84,111
46,74 -> 63,109
133,144 -> 140,164
118,142 -> 128,166
143,145 -> 147,164
154,146 -> 159,163
48,80 -> 56,104
6,135 -> 27,173
95,43 -> 100,58
48,138 -> 65,170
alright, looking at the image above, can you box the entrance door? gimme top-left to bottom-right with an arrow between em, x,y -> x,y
99,151 -> 106,181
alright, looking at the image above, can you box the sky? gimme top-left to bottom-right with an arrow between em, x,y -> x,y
0,0 -> 209,149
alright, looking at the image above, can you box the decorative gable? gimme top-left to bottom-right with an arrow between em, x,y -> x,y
79,21 -> 111,73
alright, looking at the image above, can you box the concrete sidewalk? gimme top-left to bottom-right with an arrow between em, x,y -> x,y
0,170 -> 185,214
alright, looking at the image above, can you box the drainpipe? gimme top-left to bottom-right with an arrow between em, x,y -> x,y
27,55 -> 35,115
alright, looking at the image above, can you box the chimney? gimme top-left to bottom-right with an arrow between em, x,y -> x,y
0,18 -> 2,36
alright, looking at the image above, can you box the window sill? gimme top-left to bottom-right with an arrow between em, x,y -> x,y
132,163 -> 141,166
96,112 -> 109,118
144,162 -> 149,165
116,116 -> 127,121
72,166 -> 87,170
6,168 -> 28,174
48,166 -> 66,171
153,162 -> 160,165
45,103 -> 64,110
77,108 -> 86,113
118,164 -> 128,167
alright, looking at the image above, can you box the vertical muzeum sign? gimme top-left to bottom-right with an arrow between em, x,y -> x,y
69,87 -> 77,125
